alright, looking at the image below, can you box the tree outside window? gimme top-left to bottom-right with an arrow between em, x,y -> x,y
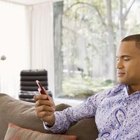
53,0 -> 140,100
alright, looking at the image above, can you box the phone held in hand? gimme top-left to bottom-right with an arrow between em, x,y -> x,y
36,80 -> 53,99
36,80 -> 48,95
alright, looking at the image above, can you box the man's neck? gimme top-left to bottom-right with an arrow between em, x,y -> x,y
128,85 -> 140,95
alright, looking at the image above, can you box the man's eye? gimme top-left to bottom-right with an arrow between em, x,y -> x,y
124,57 -> 130,61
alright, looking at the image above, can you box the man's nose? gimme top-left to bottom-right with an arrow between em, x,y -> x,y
116,59 -> 124,69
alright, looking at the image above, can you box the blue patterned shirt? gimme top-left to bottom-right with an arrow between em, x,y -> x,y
44,84 -> 140,139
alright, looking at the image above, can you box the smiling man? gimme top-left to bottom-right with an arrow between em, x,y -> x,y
34,34 -> 140,140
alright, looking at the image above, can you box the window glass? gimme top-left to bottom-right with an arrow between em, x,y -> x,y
54,0 -> 140,100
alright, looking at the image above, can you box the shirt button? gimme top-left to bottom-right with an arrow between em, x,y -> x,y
115,123 -> 119,128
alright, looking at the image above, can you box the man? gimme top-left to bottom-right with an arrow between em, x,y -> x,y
34,34 -> 140,139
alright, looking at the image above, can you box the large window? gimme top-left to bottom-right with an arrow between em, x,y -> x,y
54,0 -> 140,100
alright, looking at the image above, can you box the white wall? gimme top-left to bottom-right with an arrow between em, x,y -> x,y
0,2 -> 30,98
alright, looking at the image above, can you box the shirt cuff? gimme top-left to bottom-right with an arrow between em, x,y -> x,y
43,112 -> 59,132
43,121 -> 53,130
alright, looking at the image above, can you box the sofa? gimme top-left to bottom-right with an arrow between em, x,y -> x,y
0,93 -> 98,140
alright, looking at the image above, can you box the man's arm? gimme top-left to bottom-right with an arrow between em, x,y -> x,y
34,88 -> 110,133
34,93 -> 98,133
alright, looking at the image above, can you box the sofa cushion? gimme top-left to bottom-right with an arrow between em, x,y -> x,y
0,93 -> 49,140
4,123 -> 77,140
67,117 -> 98,140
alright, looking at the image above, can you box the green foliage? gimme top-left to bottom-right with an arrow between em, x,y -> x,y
60,76 -> 114,100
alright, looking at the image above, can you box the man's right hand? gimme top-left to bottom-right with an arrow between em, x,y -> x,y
34,94 -> 55,127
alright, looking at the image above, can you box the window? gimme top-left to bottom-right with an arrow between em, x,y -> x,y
53,0 -> 140,100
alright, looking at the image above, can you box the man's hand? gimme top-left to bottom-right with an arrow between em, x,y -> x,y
34,94 -> 55,127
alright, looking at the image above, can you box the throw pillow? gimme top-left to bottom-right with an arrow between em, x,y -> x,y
4,123 -> 77,140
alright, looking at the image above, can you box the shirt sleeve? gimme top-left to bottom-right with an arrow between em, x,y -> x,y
44,89 -> 111,133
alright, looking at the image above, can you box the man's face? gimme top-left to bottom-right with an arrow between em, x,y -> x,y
116,41 -> 140,85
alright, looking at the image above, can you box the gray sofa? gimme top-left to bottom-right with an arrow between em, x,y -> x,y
0,93 -> 98,140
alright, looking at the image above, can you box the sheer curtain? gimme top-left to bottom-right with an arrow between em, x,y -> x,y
28,0 -> 55,95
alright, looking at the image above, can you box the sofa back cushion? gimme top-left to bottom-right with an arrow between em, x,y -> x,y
0,93 -> 49,140
67,117 -> 98,140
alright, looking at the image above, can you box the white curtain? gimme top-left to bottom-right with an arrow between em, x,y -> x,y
27,1 -> 55,94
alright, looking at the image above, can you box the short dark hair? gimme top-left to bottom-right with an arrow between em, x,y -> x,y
122,34 -> 140,48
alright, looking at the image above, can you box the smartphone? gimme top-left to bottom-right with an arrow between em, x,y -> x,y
36,80 -> 48,95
